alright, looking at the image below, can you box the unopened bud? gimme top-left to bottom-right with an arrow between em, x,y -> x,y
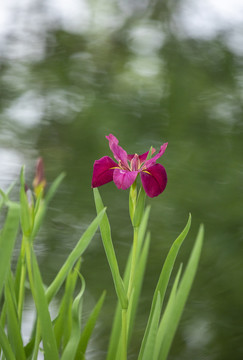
33,157 -> 46,197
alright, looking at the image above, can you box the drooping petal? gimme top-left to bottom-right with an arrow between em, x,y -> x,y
140,163 -> 167,198
113,169 -> 138,190
91,156 -> 118,188
144,143 -> 168,168
127,147 -> 156,162
106,134 -> 129,168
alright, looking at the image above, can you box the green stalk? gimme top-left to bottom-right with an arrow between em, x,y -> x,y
24,238 -> 40,360
24,238 -> 35,302
129,181 -> 137,223
32,323 -> 41,360
127,226 -> 139,299
121,309 -> 127,360
17,237 -> 27,322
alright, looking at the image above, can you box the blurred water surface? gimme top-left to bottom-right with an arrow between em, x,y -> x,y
0,0 -> 243,359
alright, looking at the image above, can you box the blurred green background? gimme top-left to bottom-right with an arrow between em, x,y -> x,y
0,0 -> 242,358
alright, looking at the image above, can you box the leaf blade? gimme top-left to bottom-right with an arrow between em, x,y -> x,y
46,208 -> 106,303
139,214 -> 191,357
61,275 -> 86,360
0,203 -> 19,298
4,275 -> 26,360
30,247 -> 59,360
75,291 -> 106,360
0,324 -> 16,360
159,224 -> 204,360
141,292 -> 161,360
93,188 -> 128,309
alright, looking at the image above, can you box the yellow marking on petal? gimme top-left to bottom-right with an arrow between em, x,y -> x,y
142,170 -> 151,175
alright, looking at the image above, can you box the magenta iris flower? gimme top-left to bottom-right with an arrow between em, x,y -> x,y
91,134 -> 168,198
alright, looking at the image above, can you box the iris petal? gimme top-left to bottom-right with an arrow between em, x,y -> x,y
91,156 -> 118,188
144,143 -> 168,168
106,134 -> 129,167
140,163 -> 167,198
113,169 -> 138,190
127,148 -> 156,162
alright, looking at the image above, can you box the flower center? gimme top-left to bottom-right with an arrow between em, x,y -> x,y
118,160 -> 130,171
130,154 -> 141,171
118,154 -> 145,172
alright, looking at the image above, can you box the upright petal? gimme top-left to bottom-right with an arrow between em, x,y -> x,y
113,169 -> 138,190
127,147 -> 156,162
91,156 -> 118,188
106,134 -> 129,168
144,143 -> 168,168
130,154 -> 140,171
140,163 -> 167,198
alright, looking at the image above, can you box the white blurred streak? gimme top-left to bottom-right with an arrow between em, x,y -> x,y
0,149 -> 23,188
1,0 -> 243,60
174,0 -> 243,40
127,21 -> 165,56
5,91 -> 44,128
47,0 -> 91,34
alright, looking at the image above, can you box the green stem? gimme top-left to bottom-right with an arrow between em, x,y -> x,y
32,322 -> 41,360
127,226 -> 139,300
17,237 -> 27,322
25,238 -> 35,303
25,238 -> 41,359
129,181 -> 137,225
121,309 -> 127,360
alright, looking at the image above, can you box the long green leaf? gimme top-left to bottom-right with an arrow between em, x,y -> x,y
45,172 -> 66,205
30,246 -> 59,360
93,188 -> 128,309
54,259 -> 81,351
153,264 -> 183,360
4,276 -> 26,360
108,231 -> 150,360
20,167 -> 33,236
138,214 -> 191,357
112,232 -> 151,360
24,210 -> 106,358
0,181 -> 16,210
0,203 -> 19,298
141,292 -> 161,360
106,208 -> 150,360
0,188 -> 7,209
46,208 -> 106,303
159,225 -> 204,360
61,275 -> 85,360
154,214 -> 191,307
31,172 -> 66,240
0,324 -> 15,360
75,291 -> 106,360
113,289 -> 135,360
127,232 -> 151,342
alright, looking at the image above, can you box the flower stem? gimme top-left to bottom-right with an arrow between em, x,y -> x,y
129,181 -> 137,225
25,237 -> 35,302
32,322 -> 41,360
127,226 -> 139,300
121,308 -> 127,360
17,236 -> 27,322
24,237 -> 42,359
